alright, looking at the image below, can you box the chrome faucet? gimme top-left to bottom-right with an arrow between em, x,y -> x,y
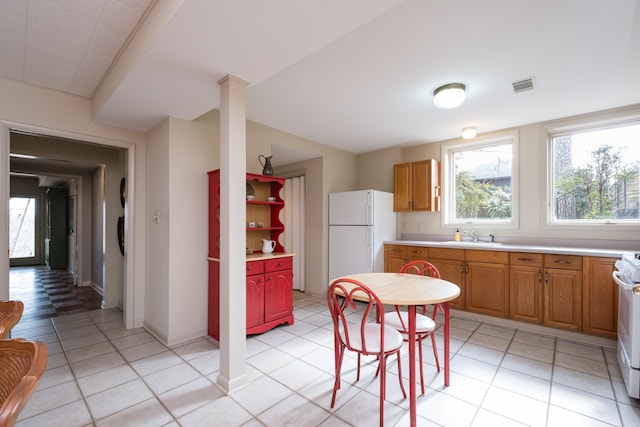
469,230 -> 478,242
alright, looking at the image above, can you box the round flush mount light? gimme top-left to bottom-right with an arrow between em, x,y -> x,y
462,127 -> 477,139
433,83 -> 466,109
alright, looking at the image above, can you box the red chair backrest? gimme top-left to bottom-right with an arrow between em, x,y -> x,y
400,260 -> 441,278
327,278 -> 384,355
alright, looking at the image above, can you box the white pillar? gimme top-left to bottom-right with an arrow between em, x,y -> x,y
216,75 -> 249,393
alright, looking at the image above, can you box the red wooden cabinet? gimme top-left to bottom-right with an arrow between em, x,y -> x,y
207,170 -> 294,340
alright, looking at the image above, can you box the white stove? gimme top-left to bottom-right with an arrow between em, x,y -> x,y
613,252 -> 640,399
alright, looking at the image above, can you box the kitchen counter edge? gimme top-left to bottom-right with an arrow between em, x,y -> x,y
385,240 -> 628,258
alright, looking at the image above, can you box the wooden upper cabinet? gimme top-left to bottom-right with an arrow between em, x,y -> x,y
393,160 -> 440,212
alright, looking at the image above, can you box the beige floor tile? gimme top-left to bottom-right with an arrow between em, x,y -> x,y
492,368 -> 551,402
550,383 -> 621,426
95,398 -> 173,427
77,364 -> 139,396
178,396 -> 253,427
130,350 -> 184,377
85,379 -> 154,420
143,362 -> 202,395
415,389 -> 478,426
513,330 -> 556,350
481,386 -> 548,426
69,350 -> 126,378
508,340 -> 555,364
501,353 -> 553,381
158,377 -> 224,418
552,366 -> 614,399
16,400 -> 93,427
547,404 -> 616,427
471,408 -> 528,427
231,375 -> 294,415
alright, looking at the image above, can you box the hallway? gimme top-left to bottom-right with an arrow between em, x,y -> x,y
10,266 -> 103,321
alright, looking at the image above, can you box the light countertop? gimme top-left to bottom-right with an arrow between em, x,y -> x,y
385,240 -> 630,258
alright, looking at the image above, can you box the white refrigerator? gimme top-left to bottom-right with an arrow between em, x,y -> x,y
329,189 -> 396,281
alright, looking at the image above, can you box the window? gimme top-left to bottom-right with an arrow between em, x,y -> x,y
442,132 -> 518,227
548,121 -> 640,225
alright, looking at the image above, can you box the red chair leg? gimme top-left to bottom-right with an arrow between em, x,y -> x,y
418,338 -> 426,395
431,333 -> 441,372
331,344 -> 346,408
396,350 -> 407,398
379,356 -> 386,427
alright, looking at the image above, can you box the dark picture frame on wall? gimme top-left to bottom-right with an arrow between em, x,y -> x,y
120,177 -> 126,208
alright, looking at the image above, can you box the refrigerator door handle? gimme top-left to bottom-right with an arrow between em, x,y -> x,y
367,190 -> 372,225
367,226 -> 373,268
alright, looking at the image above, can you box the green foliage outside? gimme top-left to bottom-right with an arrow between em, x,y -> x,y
555,144 -> 639,219
455,170 -> 511,219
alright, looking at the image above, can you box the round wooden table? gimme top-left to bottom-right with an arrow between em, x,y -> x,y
337,272 -> 460,427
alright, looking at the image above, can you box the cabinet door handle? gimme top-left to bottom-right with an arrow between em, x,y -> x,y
545,271 -> 549,283
554,260 -> 572,265
518,257 -> 535,262
411,250 -> 423,255
465,264 -> 469,274
538,271 -> 542,282
460,264 -> 464,274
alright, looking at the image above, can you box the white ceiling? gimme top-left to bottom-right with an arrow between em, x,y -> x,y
2,0 -> 640,166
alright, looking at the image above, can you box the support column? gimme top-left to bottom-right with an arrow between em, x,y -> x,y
216,75 -> 249,393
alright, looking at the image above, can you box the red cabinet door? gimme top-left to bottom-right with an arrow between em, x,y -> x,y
246,274 -> 264,329
264,270 -> 293,322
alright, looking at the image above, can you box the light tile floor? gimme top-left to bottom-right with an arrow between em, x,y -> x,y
12,291 -> 640,426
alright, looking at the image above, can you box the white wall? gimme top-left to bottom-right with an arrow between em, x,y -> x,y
144,119 -> 171,340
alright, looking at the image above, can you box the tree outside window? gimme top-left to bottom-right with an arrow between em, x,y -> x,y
453,142 -> 513,222
551,124 -> 640,223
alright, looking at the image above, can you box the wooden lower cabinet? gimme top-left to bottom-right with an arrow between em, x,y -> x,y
384,244 -> 429,272
383,246 -> 617,338
583,257 -> 618,338
429,248 -> 466,310
465,250 -> 509,318
384,244 -> 407,272
509,253 -> 543,324
544,254 -> 582,331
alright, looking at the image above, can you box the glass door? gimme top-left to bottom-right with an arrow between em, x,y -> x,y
9,196 -> 39,265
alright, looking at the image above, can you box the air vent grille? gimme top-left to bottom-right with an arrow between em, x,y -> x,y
512,77 -> 535,93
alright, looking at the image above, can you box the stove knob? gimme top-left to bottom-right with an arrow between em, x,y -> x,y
633,285 -> 640,296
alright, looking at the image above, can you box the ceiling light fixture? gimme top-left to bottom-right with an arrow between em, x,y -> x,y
433,83 -> 466,109
462,127 -> 477,139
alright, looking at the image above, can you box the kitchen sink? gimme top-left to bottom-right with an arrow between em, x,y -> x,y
441,240 -> 503,246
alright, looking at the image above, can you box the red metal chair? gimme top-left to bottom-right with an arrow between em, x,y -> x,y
384,260 -> 442,394
327,278 -> 406,427
0,301 -> 24,339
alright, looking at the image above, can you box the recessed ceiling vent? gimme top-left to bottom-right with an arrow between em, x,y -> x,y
512,77 -> 535,93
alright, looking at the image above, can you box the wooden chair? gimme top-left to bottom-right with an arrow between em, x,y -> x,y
327,278 -> 406,427
384,260 -> 441,394
0,339 -> 49,427
0,301 -> 24,339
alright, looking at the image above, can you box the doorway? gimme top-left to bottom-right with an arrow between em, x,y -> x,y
2,124 -> 134,327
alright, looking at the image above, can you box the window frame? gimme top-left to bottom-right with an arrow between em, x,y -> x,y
441,131 -> 519,229
544,115 -> 640,230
